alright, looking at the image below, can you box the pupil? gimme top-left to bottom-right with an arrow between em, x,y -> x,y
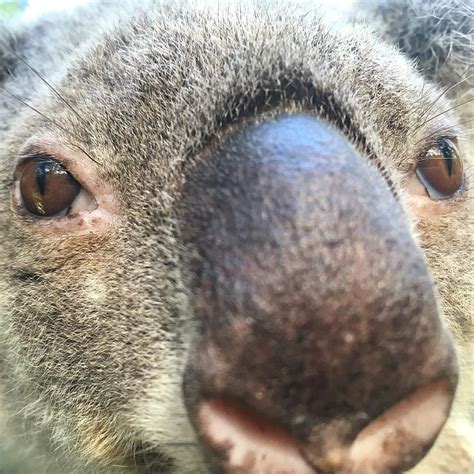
436,139 -> 454,177
36,161 -> 50,196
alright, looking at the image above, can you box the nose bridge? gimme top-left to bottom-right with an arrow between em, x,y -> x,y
181,113 -> 430,326
179,114 -> 457,440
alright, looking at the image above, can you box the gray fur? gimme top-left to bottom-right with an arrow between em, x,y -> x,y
354,0 -> 473,103
0,0 -> 472,472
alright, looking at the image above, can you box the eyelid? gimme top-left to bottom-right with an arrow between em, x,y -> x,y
418,137 -> 459,161
15,148 -> 78,184
416,135 -> 459,161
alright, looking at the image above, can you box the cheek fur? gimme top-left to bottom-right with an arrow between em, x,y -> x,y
82,275 -> 108,304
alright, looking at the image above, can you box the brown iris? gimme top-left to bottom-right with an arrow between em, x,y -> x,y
416,138 -> 464,199
19,153 -> 81,216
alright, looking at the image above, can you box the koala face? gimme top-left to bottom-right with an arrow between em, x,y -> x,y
0,1 -> 472,473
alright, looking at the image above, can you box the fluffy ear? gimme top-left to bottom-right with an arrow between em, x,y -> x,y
0,26 -> 23,84
352,0 -> 473,101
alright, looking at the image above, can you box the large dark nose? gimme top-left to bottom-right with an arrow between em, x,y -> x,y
179,114 -> 458,473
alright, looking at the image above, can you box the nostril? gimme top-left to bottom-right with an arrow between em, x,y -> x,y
198,399 -> 315,473
345,378 -> 454,474
197,379 -> 454,474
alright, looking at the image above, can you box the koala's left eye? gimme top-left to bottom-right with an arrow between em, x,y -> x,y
415,138 -> 464,199
18,153 -> 90,217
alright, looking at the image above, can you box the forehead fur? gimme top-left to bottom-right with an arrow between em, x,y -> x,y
0,0 -> 459,187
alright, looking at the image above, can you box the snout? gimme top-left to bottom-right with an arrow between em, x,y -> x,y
178,115 -> 458,473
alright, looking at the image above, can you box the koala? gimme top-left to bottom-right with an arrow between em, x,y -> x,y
0,0 -> 472,472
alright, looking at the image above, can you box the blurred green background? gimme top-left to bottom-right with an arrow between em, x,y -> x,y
0,0 -> 28,17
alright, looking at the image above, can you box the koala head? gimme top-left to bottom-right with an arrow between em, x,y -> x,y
0,1 -> 472,473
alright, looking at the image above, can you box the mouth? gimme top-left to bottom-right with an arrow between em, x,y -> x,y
196,379 -> 453,474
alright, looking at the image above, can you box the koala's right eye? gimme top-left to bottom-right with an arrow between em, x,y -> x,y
19,153 -> 88,217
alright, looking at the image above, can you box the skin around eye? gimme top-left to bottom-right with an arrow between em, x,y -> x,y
19,154 -> 83,217
415,138 -> 464,200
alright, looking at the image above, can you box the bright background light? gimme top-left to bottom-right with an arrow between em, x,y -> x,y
24,0 -> 89,18
23,0 -> 354,19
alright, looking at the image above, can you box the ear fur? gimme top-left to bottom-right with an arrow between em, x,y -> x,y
353,0 -> 473,102
0,26 -> 22,84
